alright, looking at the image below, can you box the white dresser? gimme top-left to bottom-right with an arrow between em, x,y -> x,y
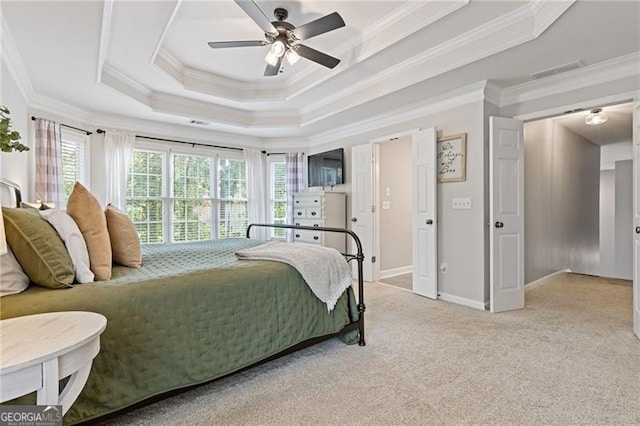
292,192 -> 346,252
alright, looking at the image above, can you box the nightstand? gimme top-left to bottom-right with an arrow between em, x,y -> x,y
0,311 -> 107,415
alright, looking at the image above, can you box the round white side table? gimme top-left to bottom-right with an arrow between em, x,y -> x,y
0,311 -> 107,415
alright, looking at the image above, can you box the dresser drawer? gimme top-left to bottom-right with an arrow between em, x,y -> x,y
293,230 -> 322,244
293,207 -> 322,219
293,195 -> 323,207
293,219 -> 323,228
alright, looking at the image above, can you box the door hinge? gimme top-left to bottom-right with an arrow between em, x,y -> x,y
371,205 -> 376,213
371,256 -> 376,263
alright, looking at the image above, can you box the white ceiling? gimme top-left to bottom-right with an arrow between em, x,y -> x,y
552,102 -> 633,146
1,0 -> 639,144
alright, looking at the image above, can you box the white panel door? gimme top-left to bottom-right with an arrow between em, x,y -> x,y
633,103 -> 640,339
490,116 -> 525,313
351,144 -> 374,282
412,128 -> 437,299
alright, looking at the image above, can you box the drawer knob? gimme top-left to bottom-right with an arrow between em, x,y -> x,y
311,211 -> 317,216
295,234 -> 300,238
297,212 -> 302,216
313,236 -> 319,241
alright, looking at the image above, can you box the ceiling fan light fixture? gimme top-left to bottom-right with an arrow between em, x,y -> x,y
585,108 -> 608,126
271,40 -> 286,57
265,50 -> 279,66
285,48 -> 300,65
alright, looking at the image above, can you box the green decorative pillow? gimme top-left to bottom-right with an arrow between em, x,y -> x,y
2,207 -> 74,288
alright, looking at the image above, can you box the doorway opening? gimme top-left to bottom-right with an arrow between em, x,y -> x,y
374,136 -> 413,291
522,101 -> 633,294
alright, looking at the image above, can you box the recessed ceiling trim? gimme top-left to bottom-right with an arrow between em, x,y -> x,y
286,0 -> 469,99
308,81 -> 488,147
149,92 -> 300,129
500,52 -> 640,107
155,49 -> 288,103
148,0 -> 182,65
299,0 -> 575,127
96,0 -> 114,84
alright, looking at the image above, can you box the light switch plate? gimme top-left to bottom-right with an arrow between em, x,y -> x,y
452,198 -> 472,209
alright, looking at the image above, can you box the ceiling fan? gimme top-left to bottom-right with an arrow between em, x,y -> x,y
208,0 -> 345,76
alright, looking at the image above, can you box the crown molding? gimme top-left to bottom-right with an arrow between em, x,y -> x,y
29,93 -> 92,124
96,0 -> 113,84
484,80 -> 503,107
149,92 -> 300,129
149,0 -> 182,65
101,63 -> 152,102
155,49 -> 287,103
287,0 -> 469,100
299,0 -> 575,127
500,51 -> 640,107
308,81 -> 488,147
0,12 -> 34,103
153,1 -> 468,104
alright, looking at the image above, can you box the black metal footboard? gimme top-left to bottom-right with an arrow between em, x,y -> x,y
246,223 -> 366,346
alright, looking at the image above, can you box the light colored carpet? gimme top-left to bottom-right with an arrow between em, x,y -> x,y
379,273 -> 412,291
105,273 -> 639,425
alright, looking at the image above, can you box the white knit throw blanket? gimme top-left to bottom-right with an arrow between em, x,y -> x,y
235,241 -> 353,311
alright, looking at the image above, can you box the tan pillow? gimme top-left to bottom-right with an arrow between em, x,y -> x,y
105,204 -> 142,268
66,182 -> 112,280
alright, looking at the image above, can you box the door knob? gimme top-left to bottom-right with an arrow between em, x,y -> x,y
351,217 -> 357,222
495,221 -> 504,228
636,226 -> 640,234
426,219 -> 433,225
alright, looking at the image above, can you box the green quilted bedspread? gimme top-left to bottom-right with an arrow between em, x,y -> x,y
0,238 -> 359,424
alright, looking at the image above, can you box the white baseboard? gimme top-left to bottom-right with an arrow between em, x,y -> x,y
379,266 -> 412,279
525,269 -> 571,291
438,292 -> 486,311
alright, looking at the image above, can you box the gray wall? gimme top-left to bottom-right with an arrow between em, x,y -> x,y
614,160 -> 633,279
378,138 -> 412,273
524,120 -> 601,283
599,169 -> 616,277
1,60 -> 32,200
314,99 -> 487,306
600,159 -> 633,280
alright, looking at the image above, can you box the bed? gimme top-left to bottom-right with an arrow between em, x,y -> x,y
0,180 -> 365,425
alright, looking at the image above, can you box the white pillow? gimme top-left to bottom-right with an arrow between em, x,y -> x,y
0,247 -> 29,297
40,209 -> 95,283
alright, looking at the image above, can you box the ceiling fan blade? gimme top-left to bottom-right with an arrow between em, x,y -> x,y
208,40 -> 269,49
234,0 -> 278,36
290,12 -> 345,41
264,55 -> 284,77
294,44 -> 340,69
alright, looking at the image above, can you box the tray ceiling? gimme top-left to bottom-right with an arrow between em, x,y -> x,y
1,0 -> 639,142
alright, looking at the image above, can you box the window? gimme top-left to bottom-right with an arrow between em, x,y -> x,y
60,129 -> 89,204
269,159 -> 286,238
218,158 -> 248,238
173,154 -> 212,242
126,150 -> 165,244
125,144 -> 247,243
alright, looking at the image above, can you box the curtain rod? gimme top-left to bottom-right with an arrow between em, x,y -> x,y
96,130 -> 243,151
31,116 -> 92,135
261,151 -> 304,156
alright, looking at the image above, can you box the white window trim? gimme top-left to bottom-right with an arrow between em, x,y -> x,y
60,128 -> 90,202
268,155 -> 286,239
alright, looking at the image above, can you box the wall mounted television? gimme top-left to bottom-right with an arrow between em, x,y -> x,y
308,148 -> 344,187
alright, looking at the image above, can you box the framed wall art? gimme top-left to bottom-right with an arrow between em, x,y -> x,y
437,133 -> 466,183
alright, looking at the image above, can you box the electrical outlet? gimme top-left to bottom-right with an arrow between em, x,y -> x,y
439,262 -> 448,274
452,198 -> 472,209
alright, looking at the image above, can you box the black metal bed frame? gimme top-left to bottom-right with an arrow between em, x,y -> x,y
246,223 -> 366,346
